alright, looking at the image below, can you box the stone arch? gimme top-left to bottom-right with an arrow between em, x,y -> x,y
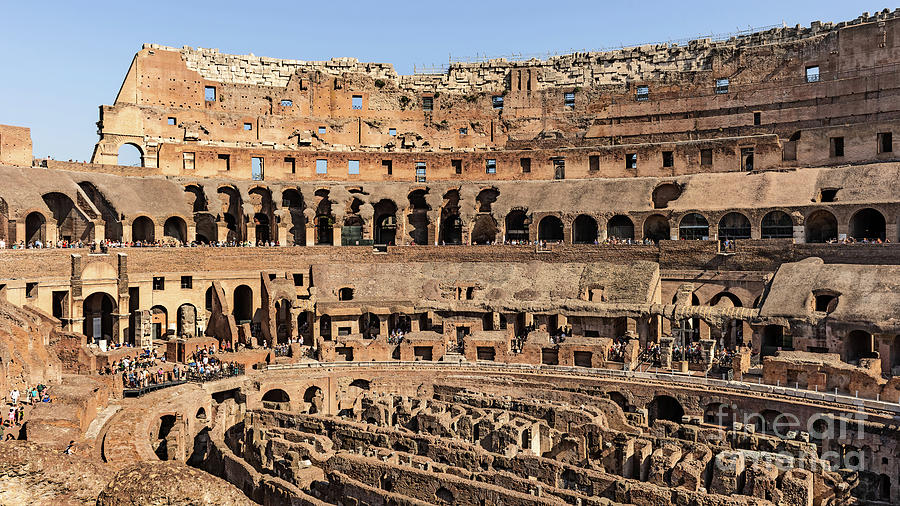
642,214 -> 670,243
475,187 -> 499,213
607,215 -> 634,240
718,212 -> 751,241
79,181 -> 122,241
217,185 -> 244,243
849,208 -> 886,241
117,142 -> 144,167
373,200 -> 398,246
249,186 -> 276,244
163,216 -> 187,243
150,305 -> 169,340
439,190 -> 462,245
537,215 -> 564,243
262,388 -> 290,403
303,386 -> 324,414
43,192 -> 91,242
760,210 -> 793,239
572,214 -> 598,244
83,292 -> 117,343
679,213 -> 709,240
205,286 -> 214,312
703,402 -> 734,427
25,211 -> 46,244
233,285 -> 253,324
407,189 -> 430,245
504,209 -> 529,243
647,395 -> 684,425
319,314 -> 332,340
194,213 -> 217,244
805,210 -> 837,243
281,188 -> 305,246
132,216 -> 155,243
471,214 -> 498,245
183,184 -> 208,213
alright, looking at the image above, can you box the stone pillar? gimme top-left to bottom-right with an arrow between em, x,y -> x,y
793,224 -> 805,244
659,337 -> 674,369
379,316 -> 388,337
781,469 -> 813,506
886,220 -> 899,243
698,320 -> 712,340
187,224 -> 196,243
700,338 -> 717,369
93,221 -> 105,243
306,224 -> 317,245
332,224 -> 342,246
524,312 -> 534,327
154,225 -> 164,243
614,434 -> 635,478
710,451 -> 745,495
247,225 -> 256,244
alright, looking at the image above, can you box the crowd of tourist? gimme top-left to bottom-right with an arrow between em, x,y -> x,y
387,328 -> 407,345
607,337 -> 630,362
0,238 -> 289,250
3,384 -> 52,440
827,237 -> 890,244
672,342 -> 705,364
102,345 -> 243,390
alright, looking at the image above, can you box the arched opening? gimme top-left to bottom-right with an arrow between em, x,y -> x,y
647,395 -> 684,425
205,286 -> 214,312
338,287 -> 354,301
849,208 -> 886,241
679,213 -> 709,240
303,386 -> 323,414
43,192 -> 91,242
233,285 -> 253,324
132,216 -> 155,243
282,189 -> 305,246
652,183 -> 682,209
471,215 -> 498,245
275,299 -> 291,344
643,214 -> 670,243
184,184 -> 208,213
359,312 -> 380,339
435,487 -> 455,505
150,305 -> 168,340
350,379 -> 370,390
83,292 -> 116,343
607,215 -> 635,240
196,407 -> 207,420
117,143 -> 143,167
389,313 -> 411,334
194,213 -> 217,244
80,181 -> 122,241
846,330 -> 875,364
718,212 -> 751,241
572,214 -> 598,244
254,213 -> 270,243
218,186 -> 244,243
25,212 -> 46,244
439,190 -> 461,245
761,325 -> 785,357
176,303 -> 198,338
154,415 -> 176,460
407,189 -> 430,245
504,209 -> 529,243
262,389 -> 290,403
710,292 -> 744,348
475,188 -> 499,213
296,312 -> 312,345
163,216 -> 187,243
761,211 -> 793,239
805,210 -> 837,243
373,200 -> 398,246
879,474 -> 891,501
537,215 -> 564,243
607,392 -> 628,412
319,314 -> 332,340
704,402 -> 734,427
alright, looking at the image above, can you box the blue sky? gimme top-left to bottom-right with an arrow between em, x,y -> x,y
0,0 -> 886,161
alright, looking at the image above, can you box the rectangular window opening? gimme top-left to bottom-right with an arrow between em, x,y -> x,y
878,132 -> 893,153
422,96 -> 433,111
181,276 -> 192,289
830,137 -> 844,158
25,282 -> 38,299
459,127 -> 468,135
635,85 -> 649,101
715,78 -> 729,94
382,159 -> 392,175
293,273 -> 304,286
251,157 -> 264,180
217,154 -> 230,171
348,160 -> 360,175
806,66 -> 820,83
553,158 -> 565,180
204,86 -> 216,102
700,149 -> 713,166
280,99 -> 292,107
167,117 -> 176,125
316,159 -> 328,175
351,95 -> 363,110
625,153 -> 637,169
485,158 -> 496,174
317,126 -> 326,134
819,188 -> 839,202
520,157 -> 531,173
388,128 -> 396,136
753,111 -> 761,126
243,122 -> 252,131
564,92 -> 575,108
662,151 -> 674,168
284,157 -> 296,174
492,96 -> 504,109
152,277 -> 165,291
740,147 -> 755,171
589,155 -> 600,172
415,162 -> 426,183
451,159 -> 462,175
182,152 -> 195,170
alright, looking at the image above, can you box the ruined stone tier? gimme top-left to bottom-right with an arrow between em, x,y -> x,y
87,10 -> 900,181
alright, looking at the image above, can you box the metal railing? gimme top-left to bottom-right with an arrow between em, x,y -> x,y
265,360 -> 900,415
